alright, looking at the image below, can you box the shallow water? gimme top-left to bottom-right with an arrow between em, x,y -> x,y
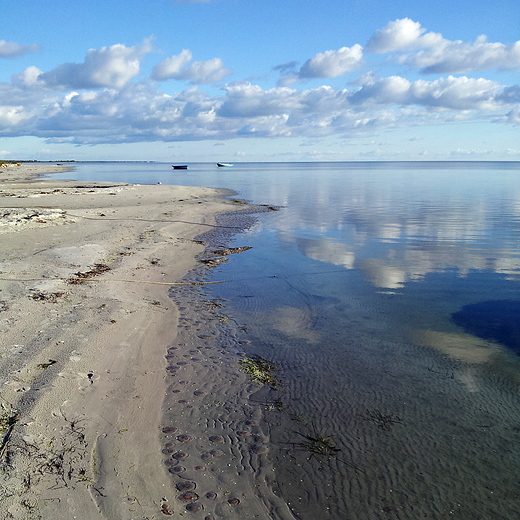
49,161 -> 520,519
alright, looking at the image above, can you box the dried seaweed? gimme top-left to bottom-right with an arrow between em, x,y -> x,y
67,263 -> 110,285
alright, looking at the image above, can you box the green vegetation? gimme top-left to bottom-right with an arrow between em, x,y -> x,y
239,355 -> 278,389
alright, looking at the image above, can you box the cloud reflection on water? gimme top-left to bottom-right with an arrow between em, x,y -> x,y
267,165 -> 520,290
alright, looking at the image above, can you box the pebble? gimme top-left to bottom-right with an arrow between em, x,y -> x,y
162,426 -> 179,434
176,481 -> 196,491
177,491 -> 199,502
169,465 -> 186,474
172,451 -> 189,460
186,502 -> 204,512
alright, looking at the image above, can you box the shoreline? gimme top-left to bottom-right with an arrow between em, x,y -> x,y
0,164 -> 290,519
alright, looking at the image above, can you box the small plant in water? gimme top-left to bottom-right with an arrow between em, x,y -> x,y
289,422 -> 363,473
295,429 -> 341,458
359,409 -> 403,431
239,355 -> 278,389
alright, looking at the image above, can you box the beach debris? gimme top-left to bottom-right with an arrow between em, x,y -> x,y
0,300 -> 8,312
199,256 -> 228,267
239,355 -> 279,389
199,246 -> 252,267
0,404 -> 19,459
9,413 -> 91,489
161,502 -> 174,515
37,359 -> 57,370
359,409 -> 403,431
213,246 -> 252,256
29,291 -> 66,303
67,263 -> 110,285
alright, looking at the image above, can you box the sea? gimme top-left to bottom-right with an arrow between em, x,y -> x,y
48,161 -> 520,519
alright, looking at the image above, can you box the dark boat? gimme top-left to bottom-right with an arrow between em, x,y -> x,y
172,165 -> 188,170
217,162 -> 234,167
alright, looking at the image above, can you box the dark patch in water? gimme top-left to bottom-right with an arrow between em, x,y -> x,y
451,300 -> 520,355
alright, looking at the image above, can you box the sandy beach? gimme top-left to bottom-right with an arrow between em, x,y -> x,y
0,164 -> 292,520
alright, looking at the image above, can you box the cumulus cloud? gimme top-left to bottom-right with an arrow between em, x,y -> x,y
299,45 -> 363,78
349,75 -> 500,110
405,36 -> 520,74
32,39 -> 153,90
275,45 -> 363,84
0,26 -> 519,145
151,50 -> 231,84
11,66 -> 45,88
151,49 -> 193,80
0,72 -> 515,143
366,18 -> 520,74
366,18 -> 442,53
0,40 -> 40,59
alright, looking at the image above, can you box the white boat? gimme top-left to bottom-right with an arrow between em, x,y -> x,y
217,162 -> 234,167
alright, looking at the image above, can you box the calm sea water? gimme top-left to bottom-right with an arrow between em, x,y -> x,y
49,162 -> 520,519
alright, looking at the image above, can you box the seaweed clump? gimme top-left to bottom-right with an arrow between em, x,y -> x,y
239,356 -> 278,389
68,263 -> 110,285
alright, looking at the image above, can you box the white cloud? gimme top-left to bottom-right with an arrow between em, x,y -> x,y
11,66 -> 44,88
407,37 -> 520,74
0,26 -> 518,147
0,40 -> 40,59
178,58 -> 231,84
0,105 -> 32,127
151,49 -> 193,80
299,45 -> 363,78
36,39 -> 153,89
219,83 -> 303,118
367,18 -> 520,74
366,18 -> 442,53
0,73 -> 514,144
348,74 -> 501,111
152,50 -> 230,84
274,45 -> 363,84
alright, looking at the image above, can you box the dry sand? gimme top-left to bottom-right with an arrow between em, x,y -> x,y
0,164 -> 293,519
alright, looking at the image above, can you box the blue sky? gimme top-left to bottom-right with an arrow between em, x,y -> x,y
1,0 -> 519,161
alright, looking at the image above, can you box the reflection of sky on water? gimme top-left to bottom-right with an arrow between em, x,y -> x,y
261,164 -> 520,290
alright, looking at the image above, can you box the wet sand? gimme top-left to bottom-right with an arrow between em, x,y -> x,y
0,164 -> 293,519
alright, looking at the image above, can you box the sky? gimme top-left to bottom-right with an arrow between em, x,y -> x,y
0,0 -> 519,162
